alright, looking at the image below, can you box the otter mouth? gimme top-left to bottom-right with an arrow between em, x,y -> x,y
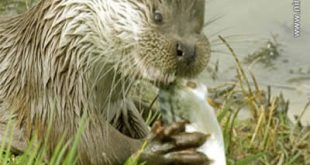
141,65 -> 176,86
135,58 -> 176,86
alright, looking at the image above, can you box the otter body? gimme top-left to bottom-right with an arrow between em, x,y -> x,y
0,0 -> 211,164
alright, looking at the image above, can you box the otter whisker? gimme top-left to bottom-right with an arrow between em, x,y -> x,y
204,14 -> 224,28
210,34 -> 254,45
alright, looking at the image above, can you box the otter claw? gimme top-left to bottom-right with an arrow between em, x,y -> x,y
163,121 -> 188,136
171,132 -> 209,149
151,120 -> 188,140
164,150 -> 210,165
139,120 -> 210,165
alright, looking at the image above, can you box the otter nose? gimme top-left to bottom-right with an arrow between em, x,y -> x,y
176,42 -> 196,65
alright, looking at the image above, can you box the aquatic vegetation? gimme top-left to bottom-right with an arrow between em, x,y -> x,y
243,35 -> 282,69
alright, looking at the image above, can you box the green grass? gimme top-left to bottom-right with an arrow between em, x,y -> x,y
0,112 -> 88,165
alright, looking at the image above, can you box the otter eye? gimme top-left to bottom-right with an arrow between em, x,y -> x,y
154,10 -> 163,24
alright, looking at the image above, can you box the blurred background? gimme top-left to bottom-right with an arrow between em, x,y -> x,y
202,0 -> 310,125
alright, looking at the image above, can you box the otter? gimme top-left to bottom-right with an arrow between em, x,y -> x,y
0,0 -> 211,164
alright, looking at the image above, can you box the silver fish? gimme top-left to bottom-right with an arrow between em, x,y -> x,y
159,79 -> 226,165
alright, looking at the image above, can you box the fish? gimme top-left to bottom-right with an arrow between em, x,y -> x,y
159,79 -> 226,165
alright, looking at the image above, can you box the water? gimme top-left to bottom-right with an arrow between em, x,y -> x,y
202,0 -> 310,125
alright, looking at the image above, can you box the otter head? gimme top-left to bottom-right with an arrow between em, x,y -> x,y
133,0 -> 210,85
102,0 -> 210,85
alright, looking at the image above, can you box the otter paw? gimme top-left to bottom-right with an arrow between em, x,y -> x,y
139,121 -> 211,165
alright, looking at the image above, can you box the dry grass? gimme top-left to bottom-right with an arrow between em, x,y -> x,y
211,36 -> 310,165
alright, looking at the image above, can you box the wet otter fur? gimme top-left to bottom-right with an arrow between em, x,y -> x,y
0,0 -> 211,164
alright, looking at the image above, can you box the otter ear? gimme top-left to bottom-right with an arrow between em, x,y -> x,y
193,0 -> 206,30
